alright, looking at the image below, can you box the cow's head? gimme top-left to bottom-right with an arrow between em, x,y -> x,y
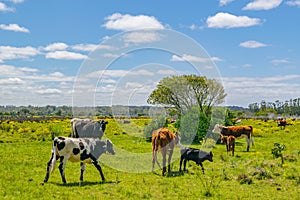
212,124 -> 222,133
105,139 -> 115,155
98,120 -> 108,132
220,135 -> 227,144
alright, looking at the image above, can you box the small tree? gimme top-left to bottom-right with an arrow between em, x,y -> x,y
271,143 -> 285,166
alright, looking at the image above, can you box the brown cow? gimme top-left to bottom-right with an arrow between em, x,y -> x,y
277,118 -> 291,130
152,128 -> 181,176
221,135 -> 235,156
213,124 -> 254,152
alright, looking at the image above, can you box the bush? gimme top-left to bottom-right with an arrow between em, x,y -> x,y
175,107 -> 209,144
144,116 -> 167,141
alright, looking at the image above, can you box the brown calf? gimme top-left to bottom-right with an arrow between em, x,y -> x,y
221,135 -> 235,156
152,128 -> 181,176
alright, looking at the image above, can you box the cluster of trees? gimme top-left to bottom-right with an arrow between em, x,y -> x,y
248,98 -> 300,116
146,75 -> 227,143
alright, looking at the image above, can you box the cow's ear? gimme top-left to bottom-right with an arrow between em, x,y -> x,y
105,121 -> 108,124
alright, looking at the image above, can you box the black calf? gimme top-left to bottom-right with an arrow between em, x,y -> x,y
179,147 -> 213,173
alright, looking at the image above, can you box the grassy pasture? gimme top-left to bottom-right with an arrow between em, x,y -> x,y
0,118 -> 300,199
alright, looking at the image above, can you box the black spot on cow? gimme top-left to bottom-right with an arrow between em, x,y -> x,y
80,150 -> 90,161
57,141 -> 65,151
58,137 -> 65,140
79,142 -> 84,150
73,148 -> 80,155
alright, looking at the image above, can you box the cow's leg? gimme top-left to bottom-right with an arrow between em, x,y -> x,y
152,150 -> 155,171
179,157 -> 183,172
167,148 -> 173,173
162,148 -> 167,176
90,155 -> 105,181
183,159 -> 188,171
44,152 -> 55,183
80,162 -> 86,182
246,136 -> 250,152
58,156 -> 67,184
199,162 -> 205,174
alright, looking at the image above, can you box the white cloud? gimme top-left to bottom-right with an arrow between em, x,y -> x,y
122,31 -> 162,44
157,70 -> 177,75
103,13 -> 165,31
0,77 -> 25,85
45,51 -> 88,60
171,54 -> 222,63
72,44 -> 97,52
102,53 -> 120,58
49,72 -> 64,77
222,75 -> 300,106
189,24 -> 197,30
0,64 -> 74,106
0,24 -> 29,33
219,0 -> 234,6
9,0 -> 25,3
0,2 -> 14,12
243,0 -> 283,10
206,12 -> 261,29
239,40 -> 268,48
286,0 -> 300,6
36,88 -> 62,95
19,67 -> 39,73
0,46 -> 40,62
44,43 -> 68,51
271,59 -> 289,65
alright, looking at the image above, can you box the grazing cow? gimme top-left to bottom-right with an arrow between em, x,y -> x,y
43,137 -> 115,184
72,119 -> 108,138
221,135 -> 235,156
179,146 -> 213,173
152,128 -> 181,176
70,118 -> 92,136
277,118 -> 291,130
213,124 -> 254,152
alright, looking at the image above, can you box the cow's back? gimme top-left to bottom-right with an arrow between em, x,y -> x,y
74,121 -> 103,138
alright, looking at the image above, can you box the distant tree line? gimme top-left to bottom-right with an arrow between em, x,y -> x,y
0,105 -> 152,118
248,98 -> 300,116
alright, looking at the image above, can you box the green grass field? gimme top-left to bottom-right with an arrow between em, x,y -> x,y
0,118 -> 299,199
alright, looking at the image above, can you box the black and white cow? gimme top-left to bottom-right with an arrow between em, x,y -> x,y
43,136 -> 115,184
71,119 -> 108,139
179,146 -> 213,174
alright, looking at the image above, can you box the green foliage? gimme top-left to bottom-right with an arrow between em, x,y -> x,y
147,75 -> 226,117
143,116 -> 167,141
175,107 -> 209,143
197,169 -> 221,197
224,108 -> 235,126
272,143 -> 286,165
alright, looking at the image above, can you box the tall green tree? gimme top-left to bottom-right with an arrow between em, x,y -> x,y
147,75 -> 226,117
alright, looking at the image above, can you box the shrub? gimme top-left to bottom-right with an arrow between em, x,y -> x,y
271,143 -> 286,166
174,107 -> 209,144
144,116 -> 167,141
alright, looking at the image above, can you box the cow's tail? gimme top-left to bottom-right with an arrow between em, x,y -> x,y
50,138 -> 58,173
250,126 -> 254,146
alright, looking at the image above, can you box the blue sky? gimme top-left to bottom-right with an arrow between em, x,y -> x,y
0,0 -> 300,107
